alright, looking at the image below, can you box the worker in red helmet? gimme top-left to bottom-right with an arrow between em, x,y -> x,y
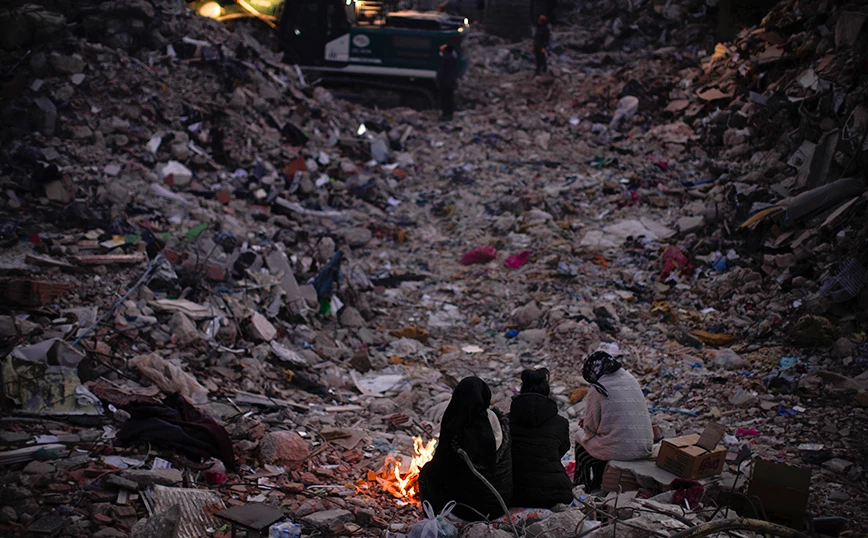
533,15 -> 551,76
437,44 -> 458,121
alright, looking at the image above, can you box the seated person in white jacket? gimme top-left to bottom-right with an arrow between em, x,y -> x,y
574,351 -> 653,491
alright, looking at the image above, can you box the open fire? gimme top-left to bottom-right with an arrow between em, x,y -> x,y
369,436 -> 437,502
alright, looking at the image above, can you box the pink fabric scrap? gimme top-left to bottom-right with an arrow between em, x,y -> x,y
461,245 -> 497,266
504,250 -> 532,269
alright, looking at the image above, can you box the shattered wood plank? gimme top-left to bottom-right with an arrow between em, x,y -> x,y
70,254 -> 147,265
25,254 -> 79,271
820,196 -> 862,232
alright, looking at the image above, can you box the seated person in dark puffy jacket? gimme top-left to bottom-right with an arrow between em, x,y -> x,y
509,368 -> 573,508
419,377 -> 513,521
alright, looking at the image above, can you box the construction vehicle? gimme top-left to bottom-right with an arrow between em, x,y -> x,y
192,0 -> 470,108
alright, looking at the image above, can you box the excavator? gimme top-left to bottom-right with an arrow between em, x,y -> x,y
191,0 -> 470,108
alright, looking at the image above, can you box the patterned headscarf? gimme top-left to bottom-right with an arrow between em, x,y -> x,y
582,351 -> 622,398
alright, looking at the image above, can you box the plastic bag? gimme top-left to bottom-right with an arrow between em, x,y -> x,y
409,501 -> 458,538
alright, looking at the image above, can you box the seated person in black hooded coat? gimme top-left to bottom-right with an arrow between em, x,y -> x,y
509,368 -> 573,508
418,377 -> 513,521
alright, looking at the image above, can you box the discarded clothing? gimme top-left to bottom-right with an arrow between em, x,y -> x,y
670,478 -> 704,509
116,393 -> 235,469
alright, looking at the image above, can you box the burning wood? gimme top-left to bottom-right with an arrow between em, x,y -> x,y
368,436 -> 436,503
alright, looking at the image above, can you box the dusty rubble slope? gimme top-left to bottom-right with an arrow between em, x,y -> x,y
0,0 -> 867,536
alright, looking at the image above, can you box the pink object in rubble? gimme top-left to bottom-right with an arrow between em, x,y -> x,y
461,245 -> 498,266
504,250 -> 533,269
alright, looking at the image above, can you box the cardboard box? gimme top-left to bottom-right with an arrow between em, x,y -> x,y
745,459 -> 811,529
656,423 -> 727,479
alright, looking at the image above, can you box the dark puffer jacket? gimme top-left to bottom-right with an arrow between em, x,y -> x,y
418,408 -> 513,521
509,393 -> 573,508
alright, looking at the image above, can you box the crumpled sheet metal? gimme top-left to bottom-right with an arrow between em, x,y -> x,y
149,485 -> 225,538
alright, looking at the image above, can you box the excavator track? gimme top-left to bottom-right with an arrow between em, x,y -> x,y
309,74 -> 438,110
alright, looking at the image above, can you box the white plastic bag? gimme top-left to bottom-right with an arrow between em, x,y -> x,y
409,501 -> 458,538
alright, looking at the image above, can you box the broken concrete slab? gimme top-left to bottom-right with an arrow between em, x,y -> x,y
119,469 -> 183,488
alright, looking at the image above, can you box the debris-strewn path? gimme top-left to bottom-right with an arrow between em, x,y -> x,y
0,0 -> 866,536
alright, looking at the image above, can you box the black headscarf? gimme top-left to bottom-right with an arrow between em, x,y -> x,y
582,351 -> 622,398
438,377 -> 496,470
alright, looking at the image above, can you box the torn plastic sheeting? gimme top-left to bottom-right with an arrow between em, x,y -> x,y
350,370 -> 407,396
129,353 -> 209,405
270,341 -> 309,367
147,485 -> 225,538
150,183 -> 192,206
580,219 -> 675,249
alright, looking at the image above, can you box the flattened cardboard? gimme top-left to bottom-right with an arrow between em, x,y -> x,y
696,422 -> 725,451
746,459 -> 811,529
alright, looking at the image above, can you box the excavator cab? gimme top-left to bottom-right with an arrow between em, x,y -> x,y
277,0 -> 468,106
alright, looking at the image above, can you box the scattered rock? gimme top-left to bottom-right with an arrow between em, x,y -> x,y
169,311 -> 199,346
301,509 -> 354,534
339,306 -> 365,328
0,431 -> 31,443
791,315 -> 840,346
247,311 -> 277,341
526,509 -> 588,538
22,461 -> 55,475
462,522 -> 514,538
93,528 -> 128,538
340,227 -> 373,248
50,54 -> 85,75
728,387 -> 756,407
518,329 -> 548,344
130,505 -> 180,538
707,348 -> 747,371
118,469 -> 183,488
512,301 -> 541,329
676,216 -> 705,235
610,96 -> 639,130
259,431 -> 309,466
823,458 -> 854,474
104,475 -> 140,491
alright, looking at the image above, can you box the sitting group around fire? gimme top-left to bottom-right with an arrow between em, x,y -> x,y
417,351 -> 653,521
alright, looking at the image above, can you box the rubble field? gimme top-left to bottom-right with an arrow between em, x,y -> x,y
1,0 -> 867,537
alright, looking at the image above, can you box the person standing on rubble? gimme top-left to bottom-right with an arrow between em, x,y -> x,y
574,351 -> 653,492
533,15 -> 551,76
418,376 -> 513,521
437,44 -> 458,121
509,368 -> 573,508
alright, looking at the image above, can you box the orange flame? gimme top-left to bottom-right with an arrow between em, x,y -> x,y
370,436 -> 437,502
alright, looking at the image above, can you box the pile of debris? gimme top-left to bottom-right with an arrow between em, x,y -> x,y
0,0 -> 867,536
